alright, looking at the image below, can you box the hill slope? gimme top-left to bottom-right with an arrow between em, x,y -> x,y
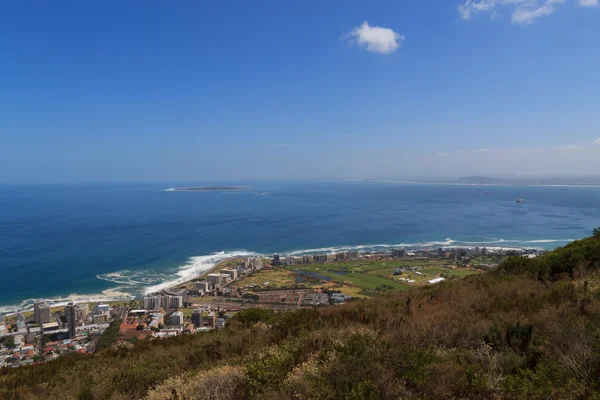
2,231 -> 600,399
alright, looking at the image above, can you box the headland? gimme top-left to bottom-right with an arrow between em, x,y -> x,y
165,186 -> 248,192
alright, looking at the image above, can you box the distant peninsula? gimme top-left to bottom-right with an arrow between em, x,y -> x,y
165,186 -> 248,192
456,176 -> 600,186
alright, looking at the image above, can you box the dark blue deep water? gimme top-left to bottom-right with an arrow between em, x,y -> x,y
1,182 -> 599,312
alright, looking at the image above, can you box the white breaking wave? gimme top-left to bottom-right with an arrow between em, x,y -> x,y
0,237 -> 577,315
96,270 -> 169,286
284,238 -> 575,256
523,239 -> 576,243
144,250 -> 257,294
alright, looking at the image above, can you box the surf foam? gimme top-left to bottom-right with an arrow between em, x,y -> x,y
284,238 -> 574,256
0,238 -> 576,315
144,250 -> 257,294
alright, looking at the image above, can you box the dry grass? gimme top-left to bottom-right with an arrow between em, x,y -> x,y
4,245 -> 600,400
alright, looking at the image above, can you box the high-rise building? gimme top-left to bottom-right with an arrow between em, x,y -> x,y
76,304 -> 89,325
93,304 -> 110,315
144,294 -> 183,310
191,309 -> 202,326
248,256 -> 263,271
64,303 -> 77,338
159,296 -> 170,309
195,281 -> 211,292
16,312 -> 26,330
144,295 -> 157,310
170,311 -> 184,327
34,301 -> 51,325
221,269 -> 238,280
392,248 -> 407,258
302,255 -> 312,264
313,254 -> 327,263
0,315 -> 6,337
272,253 -> 282,266
348,251 -> 359,260
207,273 -> 223,286
285,256 -> 301,265
206,312 -> 216,327
169,296 -> 183,309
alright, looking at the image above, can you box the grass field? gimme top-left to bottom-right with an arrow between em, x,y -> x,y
180,308 -> 196,318
236,269 -> 302,288
285,259 -> 479,293
287,260 -> 419,292
334,285 -> 375,298
192,259 -> 484,299
362,264 -> 480,284
393,266 -> 479,284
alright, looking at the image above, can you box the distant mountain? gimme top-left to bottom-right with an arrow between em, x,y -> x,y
456,176 -> 600,186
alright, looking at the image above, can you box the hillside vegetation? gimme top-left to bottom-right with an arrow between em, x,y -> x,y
2,230 -> 600,399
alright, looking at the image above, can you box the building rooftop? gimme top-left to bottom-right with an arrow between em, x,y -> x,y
427,277 -> 446,284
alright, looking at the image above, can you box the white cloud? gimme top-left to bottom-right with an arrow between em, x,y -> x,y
554,144 -> 585,152
346,22 -> 404,54
458,0 -> 597,24
512,3 -> 557,24
458,0 -> 474,19
594,137 -> 600,145
451,148 -> 492,155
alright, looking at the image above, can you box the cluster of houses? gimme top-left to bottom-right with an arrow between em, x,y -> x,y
279,251 -> 360,266
1,306 -> 113,368
119,303 -> 237,342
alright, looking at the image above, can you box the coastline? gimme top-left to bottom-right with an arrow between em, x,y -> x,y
161,256 -> 247,293
0,238 -> 575,315
369,179 -> 600,188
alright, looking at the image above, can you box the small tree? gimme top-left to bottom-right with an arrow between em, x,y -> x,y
594,227 -> 600,239
3,335 -> 15,349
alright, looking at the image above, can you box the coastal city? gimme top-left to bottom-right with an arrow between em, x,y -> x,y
0,246 -> 542,368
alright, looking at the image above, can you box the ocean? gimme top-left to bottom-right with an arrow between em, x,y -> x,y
1,181 -> 599,314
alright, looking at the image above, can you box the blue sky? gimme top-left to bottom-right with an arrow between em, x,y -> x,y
1,0 -> 599,183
